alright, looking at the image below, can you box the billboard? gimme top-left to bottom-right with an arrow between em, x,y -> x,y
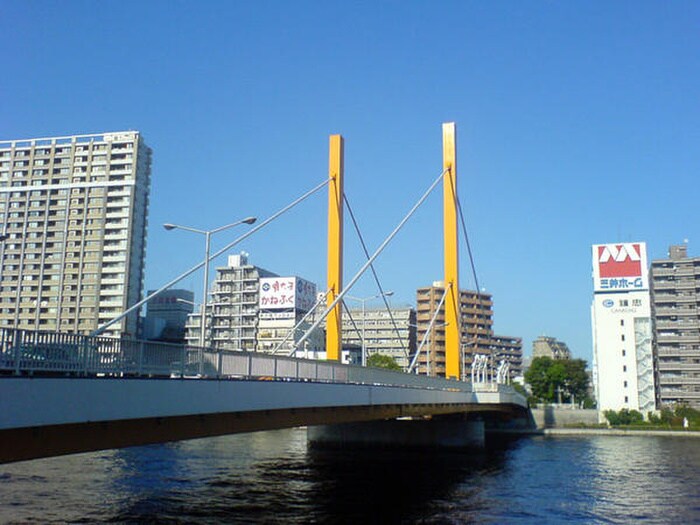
259,277 -> 317,312
592,242 -> 648,292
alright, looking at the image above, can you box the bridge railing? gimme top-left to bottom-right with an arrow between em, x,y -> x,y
0,328 -> 478,394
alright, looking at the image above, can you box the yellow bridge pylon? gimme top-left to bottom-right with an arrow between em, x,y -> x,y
325,124 -> 461,378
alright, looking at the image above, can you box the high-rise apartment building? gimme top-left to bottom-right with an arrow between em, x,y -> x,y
0,131 -> 151,337
341,306 -> 416,368
414,283 -> 522,379
591,242 -> 655,417
532,335 -> 572,360
650,244 -> 700,409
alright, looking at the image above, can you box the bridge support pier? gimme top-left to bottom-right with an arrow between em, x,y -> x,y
307,414 -> 485,450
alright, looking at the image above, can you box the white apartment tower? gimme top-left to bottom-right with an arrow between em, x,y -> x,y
591,242 -> 656,417
0,131 -> 151,337
185,253 -> 277,350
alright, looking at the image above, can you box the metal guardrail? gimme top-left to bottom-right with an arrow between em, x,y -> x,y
0,328 -> 480,394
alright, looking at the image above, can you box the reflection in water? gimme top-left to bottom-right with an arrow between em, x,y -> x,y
588,436 -> 700,523
0,430 -> 699,523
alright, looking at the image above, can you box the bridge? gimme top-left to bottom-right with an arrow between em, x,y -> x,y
0,328 -> 528,463
0,123 -> 532,464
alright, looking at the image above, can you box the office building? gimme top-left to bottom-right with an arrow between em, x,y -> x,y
414,283 -> 522,379
341,305 -> 416,368
532,335 -> 572,360
144,289 -> 194,342
650,243 -> 700,409
591,242 -> 655,417
0,131 -> 151,337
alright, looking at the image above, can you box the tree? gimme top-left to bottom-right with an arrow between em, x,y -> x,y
367,353 -> 402,371
524,357 -> 590,404
524,357 -> 555,402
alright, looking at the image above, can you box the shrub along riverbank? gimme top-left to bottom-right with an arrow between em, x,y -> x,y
603,405 -> 700,431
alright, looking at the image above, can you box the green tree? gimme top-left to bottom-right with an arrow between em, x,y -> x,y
524,357 -> 590,404
367,353 -> 402,371
524,356 -> 555,402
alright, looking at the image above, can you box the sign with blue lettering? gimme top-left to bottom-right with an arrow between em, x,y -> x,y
599,277 -> 644,290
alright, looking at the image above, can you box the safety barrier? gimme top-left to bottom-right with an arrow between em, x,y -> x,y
0,328 -> 481,394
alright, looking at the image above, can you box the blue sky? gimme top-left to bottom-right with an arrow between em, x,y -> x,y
1,1 -> 698,362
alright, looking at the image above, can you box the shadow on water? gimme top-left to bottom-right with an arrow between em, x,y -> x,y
303,444 -> 512,524
101,430 -> 522,524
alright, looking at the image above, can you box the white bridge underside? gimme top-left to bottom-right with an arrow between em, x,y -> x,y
0,377 -> 526,463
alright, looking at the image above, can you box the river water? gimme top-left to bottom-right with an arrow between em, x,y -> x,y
1,429 -> 699,524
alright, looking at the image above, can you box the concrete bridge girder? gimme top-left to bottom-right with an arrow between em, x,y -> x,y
0,377 -> 526,464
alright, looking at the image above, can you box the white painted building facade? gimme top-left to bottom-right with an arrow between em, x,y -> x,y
591,242 -> 656,419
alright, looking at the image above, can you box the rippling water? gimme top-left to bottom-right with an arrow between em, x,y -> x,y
1,429 -> 700,523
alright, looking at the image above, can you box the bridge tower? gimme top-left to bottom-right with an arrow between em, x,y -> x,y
442,122 -> 461,379
326,135 -> 344,360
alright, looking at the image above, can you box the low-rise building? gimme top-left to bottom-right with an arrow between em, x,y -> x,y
144,289 -> 194,342
341,306 -> 416,368
532,335 -> 572,360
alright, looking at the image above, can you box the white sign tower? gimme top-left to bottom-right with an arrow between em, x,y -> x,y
591,242 -> 656,420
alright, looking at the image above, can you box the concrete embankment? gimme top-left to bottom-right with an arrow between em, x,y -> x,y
542,428 -> 700,438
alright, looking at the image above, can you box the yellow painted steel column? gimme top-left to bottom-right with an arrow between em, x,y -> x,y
442,122 -> 460,379
326,135 -> 344,361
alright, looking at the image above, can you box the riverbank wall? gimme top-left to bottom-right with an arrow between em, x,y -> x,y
530,406 -> 599,428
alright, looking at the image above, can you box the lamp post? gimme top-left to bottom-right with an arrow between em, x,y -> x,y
164,217 -> 256,351
346,291 -> 394,366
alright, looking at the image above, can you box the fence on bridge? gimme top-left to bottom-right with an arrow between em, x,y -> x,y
0,328 -> 506,394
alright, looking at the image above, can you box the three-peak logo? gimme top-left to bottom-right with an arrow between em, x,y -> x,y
598,244 -> 642,278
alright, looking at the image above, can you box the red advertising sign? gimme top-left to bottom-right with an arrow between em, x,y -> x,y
597,244 -> 642,278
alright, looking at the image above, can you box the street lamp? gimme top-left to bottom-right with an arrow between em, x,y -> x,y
346,291 -> 394,366
164,216 -> 256,351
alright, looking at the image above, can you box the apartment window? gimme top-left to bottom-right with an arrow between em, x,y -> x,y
624,381 -> 628,388
624,396 -> 629,403
623,365 -> 627,372
622,349 -> 626,357
620,319 -> 625,326
621,334 -> 625,341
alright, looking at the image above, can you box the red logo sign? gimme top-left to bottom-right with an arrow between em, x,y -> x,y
598,244 -> 642,278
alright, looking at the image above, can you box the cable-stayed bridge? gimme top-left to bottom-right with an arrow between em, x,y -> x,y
0,123 -> 532,464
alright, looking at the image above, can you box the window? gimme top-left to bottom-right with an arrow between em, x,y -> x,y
624,396 -> 629,403
621,334 -> 625,341
622,349 -> 626,357
620,319 -> 625,326
623,365 -> 627,372
624,381 -> 628,388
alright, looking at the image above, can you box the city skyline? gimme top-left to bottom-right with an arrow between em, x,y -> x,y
2,2 -> 698,362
